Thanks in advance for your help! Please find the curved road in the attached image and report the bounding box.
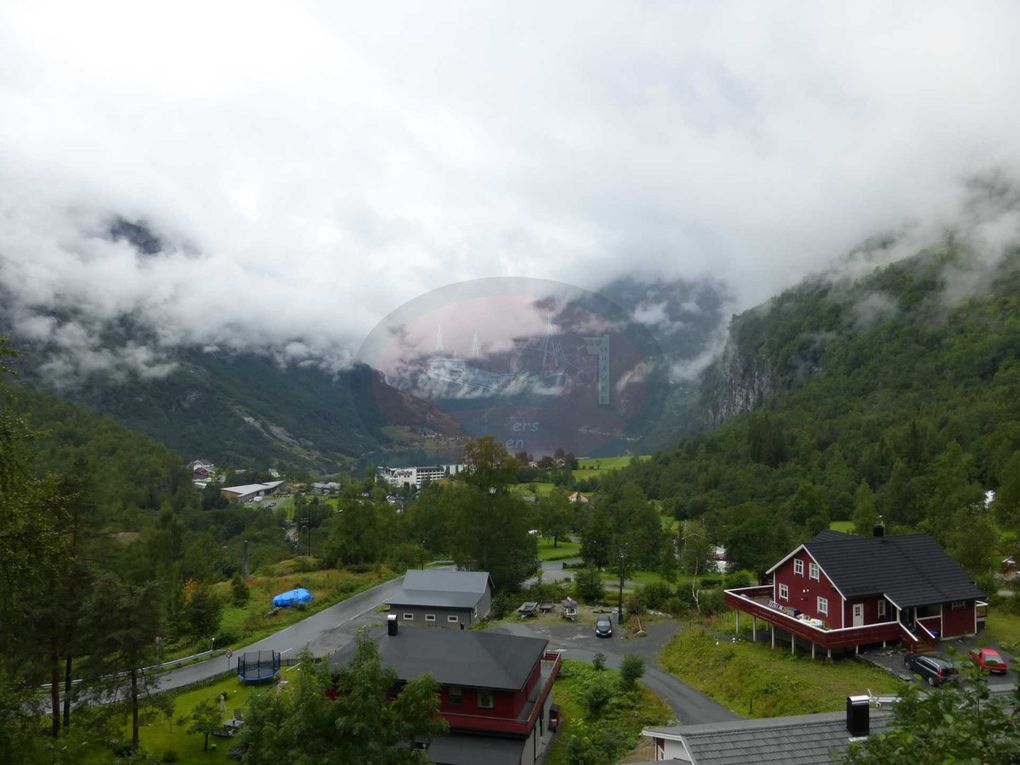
[150,573,738,725]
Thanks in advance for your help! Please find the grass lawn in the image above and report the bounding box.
[545,659,671,765]
[205,566,394,654]
[659,628,904,718]
[571,455,645,483]
[599,569,674,588]
[537,536,582,561]
[138,666,304,764]
[829,520,855,533]
[985,610,1020,650]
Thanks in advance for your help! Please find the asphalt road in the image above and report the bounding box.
[149,571,739,726]
[152,576,406,693]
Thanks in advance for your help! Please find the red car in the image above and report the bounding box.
[969,647,1008,674]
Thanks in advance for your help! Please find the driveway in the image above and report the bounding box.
[490,618,741,725]
[859,637,1015,691]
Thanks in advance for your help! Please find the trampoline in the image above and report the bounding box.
[237,650,281,683]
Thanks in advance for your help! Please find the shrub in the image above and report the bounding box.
[642,582,673,610]
[592,652,606,671]
[699,588,727,615]
[573,567,604,604]
[581,673,615,718]
[490,592,512,619]
[160,749,179,763]
[726,569,755,588]
[619,654,645,690]
[626,594,646,617]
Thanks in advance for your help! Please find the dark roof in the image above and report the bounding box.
[804,532,985,608]
[645,710,891,765]
[427,733,525,765]
[389,570,494,609]
[330,627,548,692]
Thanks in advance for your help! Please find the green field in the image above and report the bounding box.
[537,536,582,561]
[829,520,854,533]
[985,610,1020,650]
[572,455,645,483]
[659,628,903,718]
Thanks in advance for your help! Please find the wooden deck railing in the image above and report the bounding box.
[724,586,903,650]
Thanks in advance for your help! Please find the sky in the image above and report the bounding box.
[1,1,1019,378]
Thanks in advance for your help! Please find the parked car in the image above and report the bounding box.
[595,614,613,638]
[903,654,956,686]
[969,647,1009,674]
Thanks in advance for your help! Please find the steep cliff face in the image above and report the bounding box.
[700,331,776,427]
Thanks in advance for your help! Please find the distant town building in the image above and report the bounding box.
[378,464,465,490]
[220,480,285,503]
[310,481,342,495]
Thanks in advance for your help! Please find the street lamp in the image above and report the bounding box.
[617,551,626,624]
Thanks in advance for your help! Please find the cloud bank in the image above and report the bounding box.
[1,1,1019,381]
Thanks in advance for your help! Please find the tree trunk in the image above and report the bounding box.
[130,668,139,749]
[62,654,73,728]
[204,732,209,751]
[50,650,61,737]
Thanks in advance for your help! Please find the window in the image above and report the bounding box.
[402,613,414,620]
[794,559,804,576]
[951,601,965,609]
[809,562,819,581]
[877,600,886,618]
[447,615,459,623]
[425,614,436,622]
[448,686,462,705]
[817,596,828,616]
[779,583,789,600]
[477,690,494,709]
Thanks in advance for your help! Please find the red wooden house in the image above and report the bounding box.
[331,618,561,765]
[724,530,986,657]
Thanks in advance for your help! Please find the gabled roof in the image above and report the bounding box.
[802,531,985,608]
[330,628,547,691]
[389,570,494,609]
[644,710,891,765]
[427,733,525,765]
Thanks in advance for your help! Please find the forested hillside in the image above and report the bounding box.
[4,377,193,521]
[624,246,1020,578]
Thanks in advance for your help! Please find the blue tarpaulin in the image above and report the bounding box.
[272,587,314,608]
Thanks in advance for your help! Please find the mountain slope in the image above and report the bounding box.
[8,345,465,473]
[621,245,1020,573]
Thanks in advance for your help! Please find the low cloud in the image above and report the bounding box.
[1,2,1019,385]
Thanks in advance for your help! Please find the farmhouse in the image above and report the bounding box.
[330,619,561,765]
[389,569,494,628]
[724,529,986,657]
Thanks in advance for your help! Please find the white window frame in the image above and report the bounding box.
[794,558,804,576]
[809,562,819,581]
[425,614,436,622]
[877,600,886,618]
[779,583,789,600]
[447,615,459,623]
[951,601,965,609]
[817,596,828,616]
[402,613,414,620]
[477,690,494,709]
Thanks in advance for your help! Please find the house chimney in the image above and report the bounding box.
[387,614,398,636]
[872,523,885,538]
[846,695,870,737]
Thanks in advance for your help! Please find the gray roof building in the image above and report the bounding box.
[643,708,891,765]
[374,627,546,691]
[389,570,494,627]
